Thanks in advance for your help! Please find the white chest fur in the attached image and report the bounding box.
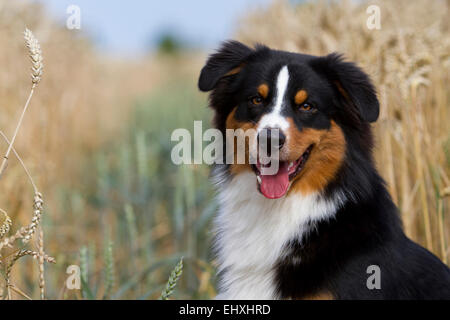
[213,171,345,299]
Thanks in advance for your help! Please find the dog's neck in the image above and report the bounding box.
[213,170,346,299]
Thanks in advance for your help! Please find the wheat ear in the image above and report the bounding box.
[159,257,184,300]
[4,248,55,293]
[0,131,44,246]
[0,208,12,240]
[0,28,43,179]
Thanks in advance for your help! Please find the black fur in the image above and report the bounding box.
[199,40,254,92]
[310,53,380,123]
[199,41,450,299]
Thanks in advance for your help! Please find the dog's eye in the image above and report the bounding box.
[250,96,263,105]
[298,103,315,112]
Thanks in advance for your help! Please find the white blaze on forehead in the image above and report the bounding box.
[258,65,290,132]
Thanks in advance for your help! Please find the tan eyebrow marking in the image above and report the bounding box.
[257,83,269,99]
[295,89,308,104]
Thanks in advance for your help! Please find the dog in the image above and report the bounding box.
[198,40,450,300]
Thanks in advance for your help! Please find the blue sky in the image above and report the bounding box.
[35,0,272,57]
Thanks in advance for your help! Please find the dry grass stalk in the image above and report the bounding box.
[9,284,32,300]
[0,28,54,300]
[0,132,42,249]
[3,248,55,300]
[37,228,45,299]
[0,28,42,178]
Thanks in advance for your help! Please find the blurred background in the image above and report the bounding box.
[0,0,448,299]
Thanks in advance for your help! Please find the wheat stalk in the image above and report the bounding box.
[0,28,43,179]
[4,249,55,291]
[0,133,44,247]
[0,28,54,300]
[0,131,38,192]
[8,284,32,300]
[36,228,45,299]
[103,240,115,299]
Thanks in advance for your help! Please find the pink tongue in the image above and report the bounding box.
[259,162,290,199]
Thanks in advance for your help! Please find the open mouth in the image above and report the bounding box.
[251,145,313,199]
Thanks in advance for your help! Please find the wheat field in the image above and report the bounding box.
[0,0,448,299]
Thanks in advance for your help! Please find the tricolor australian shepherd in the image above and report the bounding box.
[198,41,450,299]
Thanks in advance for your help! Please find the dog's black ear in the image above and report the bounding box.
[311,53,379,123]
[198,40,254,92]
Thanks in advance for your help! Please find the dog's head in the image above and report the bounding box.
[199,41,379,199]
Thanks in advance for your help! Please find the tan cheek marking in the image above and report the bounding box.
[225,107,256,176]
[257,83,269,99]
[288,120,346,196]
[283,117,323,161]
[294,89,308,105]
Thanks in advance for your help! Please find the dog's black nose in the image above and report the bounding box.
[258,128,286,155]
[277,130,286,149]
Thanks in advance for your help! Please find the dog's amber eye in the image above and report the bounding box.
[250,96,263,105]
[298,103,314,112]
